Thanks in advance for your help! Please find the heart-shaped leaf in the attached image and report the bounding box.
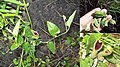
[65,10,76,28]
[47,41,56,54]
[47,21,60,37]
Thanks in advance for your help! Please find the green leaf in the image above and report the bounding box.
[17,35,23,45]
[65,10,76,28]
[4,0,25,6]
[3,14,17,16]
[13,58,19,65]
[25,63,31,67]
[24,26,33,38]
[26,56,31,62]
[97,62,107,67]
[110,19,116,25]
[93,33,103,40]
[0,9,15,13]
[12,20,20,36]
[105,55,117,64]
[47,41,56,54]
[2,29,7,36]
[0,16,4,29]
[0,9,21,13]
[73,64,79,67]
[66,37,72,44]
[80,57,93,67]
[11,43,19,50]
[82,34,90,44]
[100,18,107,27]
[95,11,107,18]
[9,17,15,24]
[22,42,29,54]
[93,18,99,28]
[47,21,60,37]
[16,5,20,15]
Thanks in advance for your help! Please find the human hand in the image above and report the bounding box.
[80,8,112,32]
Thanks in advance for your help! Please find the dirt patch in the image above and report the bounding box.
[28,0,80,41]
[0,0,80,66]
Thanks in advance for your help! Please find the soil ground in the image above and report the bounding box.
[0,0,80,67]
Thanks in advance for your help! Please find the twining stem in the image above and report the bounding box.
[22,0,32,24]
[19,49,24,67]
[42,28,70,44]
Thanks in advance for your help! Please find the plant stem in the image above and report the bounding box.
[23,0,32,24]
[42,28,70,44]
[19,49,24,67]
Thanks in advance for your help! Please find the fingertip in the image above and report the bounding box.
[106,15,112,21]
[101,9,107,13]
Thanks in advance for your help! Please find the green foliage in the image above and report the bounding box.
[80,33,120,66]
[4,0,25,6]
[10,43,19,50]
[66,37,77,46]
[47,41,56,54]
[80,57,93,67]
[17,35,23,45]
[47,21,60,37]
[65,10,76,28]
[13,58,19,65]
[98,0,120,14]
[12,20,20,37]
[22,42,29,54]
[24,26,33,38]
[97,62,107,67]
[0,0,76,66]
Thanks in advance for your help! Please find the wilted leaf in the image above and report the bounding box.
[47,21,60,37]
[47,41,56,54]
